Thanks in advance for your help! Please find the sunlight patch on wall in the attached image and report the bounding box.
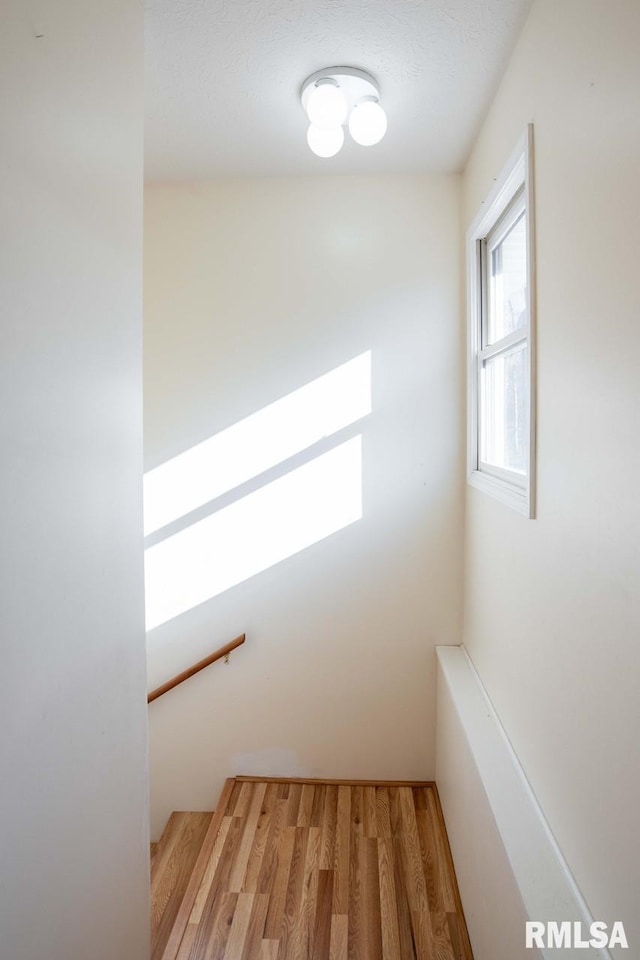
[144,351,371,535]
[145,437,362,631]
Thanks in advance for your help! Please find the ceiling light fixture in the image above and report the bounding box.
[301,67,387,159]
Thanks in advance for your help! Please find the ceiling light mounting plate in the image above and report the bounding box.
[301,67,380,115]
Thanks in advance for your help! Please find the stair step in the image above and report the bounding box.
[150,811,213,960]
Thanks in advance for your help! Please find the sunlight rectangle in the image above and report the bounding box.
[143,352,371,535]
[144,436,362,631]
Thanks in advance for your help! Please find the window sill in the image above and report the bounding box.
[468,468,533,518]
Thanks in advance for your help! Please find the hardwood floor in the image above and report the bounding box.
[151,811,214,960]
[157,778,472,960]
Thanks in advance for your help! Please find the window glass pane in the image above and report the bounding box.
[488,212,527,343]
[481,343,527,474]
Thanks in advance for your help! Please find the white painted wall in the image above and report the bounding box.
[452,0,640,955]
[144,175,463,838]
[0,4,148,959]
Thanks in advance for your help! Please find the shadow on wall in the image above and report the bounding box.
[144,351,371,631]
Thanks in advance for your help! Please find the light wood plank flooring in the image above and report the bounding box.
[159,777,472,960]
[151,811,214,960]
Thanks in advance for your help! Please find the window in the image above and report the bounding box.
[467,125,536,517]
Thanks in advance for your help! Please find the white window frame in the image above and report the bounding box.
[467,124,536,517]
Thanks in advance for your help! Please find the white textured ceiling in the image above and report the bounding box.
[145,0,532,179]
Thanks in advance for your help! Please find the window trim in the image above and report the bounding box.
[467,124,536,518]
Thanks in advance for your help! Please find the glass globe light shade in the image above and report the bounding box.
[307,123,344,158]
[348,99,388,146]
[306,82,348,129]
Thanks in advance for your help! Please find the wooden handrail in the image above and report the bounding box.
[147,634,245,704]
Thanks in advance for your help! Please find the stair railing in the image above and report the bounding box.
[147,633,245,704]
